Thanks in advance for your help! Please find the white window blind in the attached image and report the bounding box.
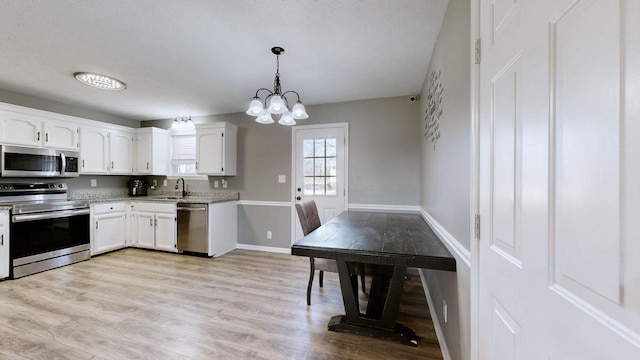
[171,134,197,174]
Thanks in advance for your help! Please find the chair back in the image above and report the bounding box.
[295,200,321,236]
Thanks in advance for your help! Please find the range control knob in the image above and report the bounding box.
[58,184,64,188]
[49,184,55,189]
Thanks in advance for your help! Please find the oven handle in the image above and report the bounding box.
[12,208,90,223]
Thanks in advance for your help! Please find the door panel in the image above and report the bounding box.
[293,124,347,241]
[478,0,640,358]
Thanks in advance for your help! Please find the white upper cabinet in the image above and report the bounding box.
[80,126,110,174]
[43,119,79,150]
[135,127,169,175]
[80,127,134,175]
[108,130,134,174]
[195,122,237,176]
[0,110,78,150]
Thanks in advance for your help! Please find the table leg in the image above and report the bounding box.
[328,263,418,346]
[335,260,360,321]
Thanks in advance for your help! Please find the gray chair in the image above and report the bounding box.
[295,200,365,305]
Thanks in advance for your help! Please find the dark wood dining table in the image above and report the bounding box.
[291,210,456,346]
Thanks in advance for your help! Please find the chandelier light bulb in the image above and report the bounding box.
[246,98,264,116]
[255,111,274,124]
[278,112,296,126]
[291,102,309,119]
[267,95,287,114]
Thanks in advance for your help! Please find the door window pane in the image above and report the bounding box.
[301,137,338,196]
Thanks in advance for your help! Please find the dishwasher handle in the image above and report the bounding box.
[177,206,207,211]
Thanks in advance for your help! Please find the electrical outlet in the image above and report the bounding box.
[267,231,272,239]
[90,179,97,187]
[214,180,219,188]
[222,179,227,188]
[443,300,448,323]
[163,179,167,187]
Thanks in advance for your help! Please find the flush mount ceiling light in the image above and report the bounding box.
[73,72,127,91]
[246,47,308,126]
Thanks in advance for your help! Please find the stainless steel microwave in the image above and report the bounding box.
[0,145,80,177]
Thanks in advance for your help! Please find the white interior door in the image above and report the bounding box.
[293,124,348,241]
[477,0,640,358]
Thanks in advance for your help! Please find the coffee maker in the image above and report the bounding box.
[128,178,147,196]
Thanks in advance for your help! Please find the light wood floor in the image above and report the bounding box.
[0,249,443,360]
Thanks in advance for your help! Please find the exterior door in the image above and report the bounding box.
[477,0,640,358]
[293,124,348,241]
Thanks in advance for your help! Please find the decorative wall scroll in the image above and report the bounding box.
[424,70,443,150]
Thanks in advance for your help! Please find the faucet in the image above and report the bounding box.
[175,178,186,197]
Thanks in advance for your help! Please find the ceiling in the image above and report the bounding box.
[0,0,448,121]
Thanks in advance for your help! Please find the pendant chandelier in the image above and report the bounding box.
[245,47,309,126]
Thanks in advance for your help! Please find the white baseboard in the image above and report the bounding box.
[235,244,290,254]
[348,203,421,213]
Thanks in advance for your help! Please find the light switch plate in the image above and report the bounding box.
[278,175,286,183]
[163,179,167,187]
[214,180,219,188]
[90,179,97,187]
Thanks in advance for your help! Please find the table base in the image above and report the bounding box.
[328,315,418,347]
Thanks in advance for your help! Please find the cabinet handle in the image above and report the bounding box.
[1,234,3,245]
[46,133,49,142]
[195,162,198,170]
[146,162,149,170]
[111,161,114,169]
[150,218,153,227]
[96,221,99,229]
[37,131,40,141]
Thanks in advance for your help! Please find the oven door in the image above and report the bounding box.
[10,208,90,264]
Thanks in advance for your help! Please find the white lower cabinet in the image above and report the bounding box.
[91,202,127,256]
[208,201,238,257]
[0,210,9,279]
[130,202,177,252]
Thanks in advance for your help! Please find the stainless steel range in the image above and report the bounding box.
[0,182,90,278]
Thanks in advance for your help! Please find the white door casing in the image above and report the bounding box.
[292,124,348,242]
[476,0,640,359]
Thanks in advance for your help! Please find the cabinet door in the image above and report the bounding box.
[155,213,177,252]
[0,110,42,147]
[44,120,79,150]
[80,127,109,174]
[196,130,224,174]
[136,133,152,174]
[92,212,126,255]
[109,131,134,174]
[134,212,155,249]
[0,210,9,279]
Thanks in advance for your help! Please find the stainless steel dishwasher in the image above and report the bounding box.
[176,203,208,255]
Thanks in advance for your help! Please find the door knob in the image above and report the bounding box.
[296,196,301,201]
[297,187,302,192]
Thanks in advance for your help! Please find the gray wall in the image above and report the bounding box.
[0,88,139,127]
[419,1,471,360]
[143,96,420,248]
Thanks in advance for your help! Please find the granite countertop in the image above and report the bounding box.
[68,189,239,204]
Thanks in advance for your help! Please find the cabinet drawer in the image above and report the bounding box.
[93,202,127,214]
[131,202,176,213]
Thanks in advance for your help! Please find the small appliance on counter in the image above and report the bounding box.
[128,178,147,196]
